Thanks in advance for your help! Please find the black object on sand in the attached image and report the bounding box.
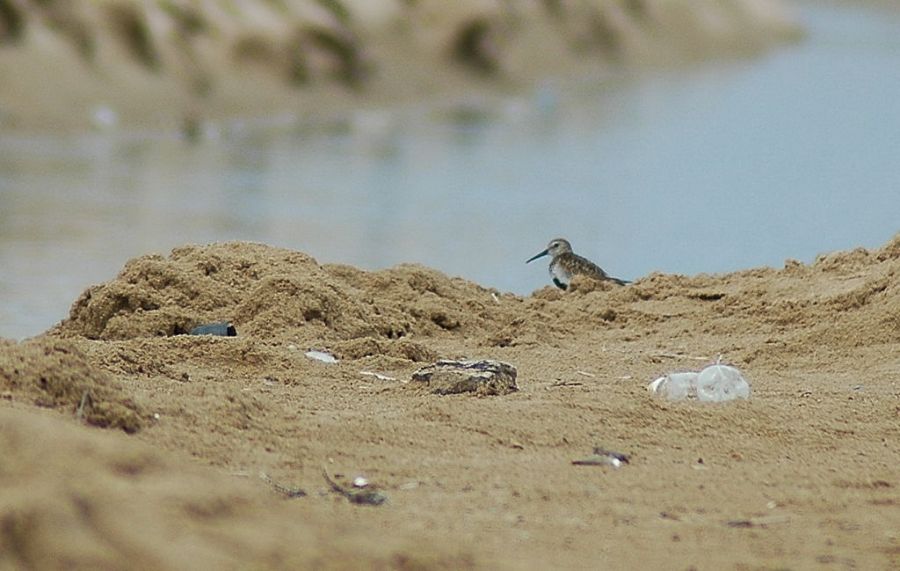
[189,322,237,336]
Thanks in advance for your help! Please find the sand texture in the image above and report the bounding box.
[0,0,799,131]
[1,236,898,569]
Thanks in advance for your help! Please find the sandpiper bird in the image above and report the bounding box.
[526,238,628,290]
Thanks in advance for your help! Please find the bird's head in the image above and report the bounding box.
[526,238,572,263]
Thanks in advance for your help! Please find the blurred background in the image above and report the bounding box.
[1,0,899,339]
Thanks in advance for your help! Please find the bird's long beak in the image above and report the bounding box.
[526,249,549,264]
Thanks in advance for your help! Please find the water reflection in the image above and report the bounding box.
[1,1,899,339]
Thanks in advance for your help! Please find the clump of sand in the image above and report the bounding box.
[0,337,144,432]
[54,241,521,347]
[0,408,476,570]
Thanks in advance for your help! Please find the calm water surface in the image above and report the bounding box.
[2,2,899,339]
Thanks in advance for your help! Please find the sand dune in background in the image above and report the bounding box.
[0,0,799,131]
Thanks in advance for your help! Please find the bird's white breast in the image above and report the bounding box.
[549,259,571,288]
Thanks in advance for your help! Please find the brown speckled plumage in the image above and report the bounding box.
[527,238,628,290]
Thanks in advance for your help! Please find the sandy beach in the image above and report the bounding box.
[1,236,898,569]
[2,1,897,569]
[0,0,799,132]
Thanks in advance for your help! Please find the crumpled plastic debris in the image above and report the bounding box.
[648,358,750,402]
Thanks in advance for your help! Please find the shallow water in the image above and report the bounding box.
[1,2,899,340]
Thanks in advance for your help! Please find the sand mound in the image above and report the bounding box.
[524,233,900,360]
[0,337,144,432]
[0,408,475,570]
[54,235,900,364]
[54,241,520,347]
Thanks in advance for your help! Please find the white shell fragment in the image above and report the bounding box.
[360,371,396,381]
[352,476,369,488]
[305,350,338,364]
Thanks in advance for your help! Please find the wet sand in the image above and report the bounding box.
[0,0,799,132]
[1,236,898,569]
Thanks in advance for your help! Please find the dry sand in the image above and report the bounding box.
[2,236,898,569]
